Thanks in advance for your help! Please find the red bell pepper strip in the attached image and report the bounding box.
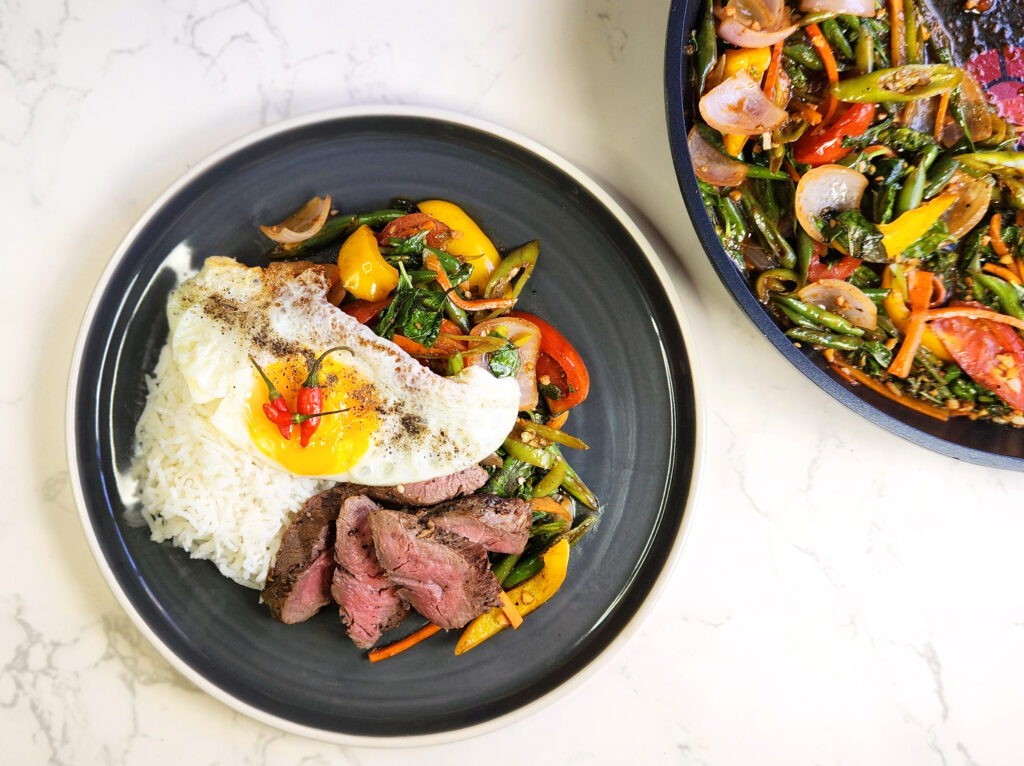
[793,103,877,167]
[507,311,589,414]
[806,252,862,283]
[342,298,392,324]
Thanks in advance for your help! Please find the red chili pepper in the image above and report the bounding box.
[250,355,294,439]
[793,104,877,167]
[297,346,353,447]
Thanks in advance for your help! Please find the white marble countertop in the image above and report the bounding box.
[6,0,1024,763]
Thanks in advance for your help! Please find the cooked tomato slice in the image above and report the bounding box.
[930,304,1024,410]
[376,213,452,249]
[807,253,862,283]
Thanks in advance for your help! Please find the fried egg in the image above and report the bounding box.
[166,257,519,485]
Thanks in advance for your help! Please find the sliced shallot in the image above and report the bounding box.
[798,278,878,330]
[795,164,869,242]
[717,0,797,48]
[688,126,748,187]
[798,0,875,16]
[699,71,790,136]
[259,195,332,244]
[940,169,993,240]
[718,17,798,48]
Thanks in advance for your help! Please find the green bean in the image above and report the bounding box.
[746,166,790,181]
[267,209,406,259]
[903,0,919,64]
[799,10,839,27]
[491,553,522,586]
[533,459,568,497]
[784,44,824,72]
[694,0,718,95]
[958,152,1024,177]
[503,557,544,589]
[772,295,866,336]
[822,18,854,61]
[741,195,796,270]
[502,437,554,470]
[831,65,964,103]
[778,303,823,330]
[923,156,960,200]
[786,327,864,351]
[796,229,815,286]
[896,145,941,215]
[972,272,1024,320]
[861,287,892,303]
[756,268,799,303]
[855,26,874,74]
[560,457,599,511]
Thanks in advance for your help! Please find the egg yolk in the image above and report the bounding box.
[246,355,380,476]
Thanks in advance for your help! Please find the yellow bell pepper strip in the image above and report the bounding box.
[721,47,772,156]
[336,224,399,301]
[417,200,502,293]
[881,266,952,362]
[878,194,956,259]
[454,538,570,655]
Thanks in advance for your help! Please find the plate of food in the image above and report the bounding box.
[67,106,701,744]
[666,0,1024,468]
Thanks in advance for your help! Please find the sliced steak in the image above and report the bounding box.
[262,486,355,624]
[422,494,531,554]
[333,495,408,648]
[352,464,489,507]
[369,509,503,630]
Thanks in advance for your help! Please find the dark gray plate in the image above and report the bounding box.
[67,108,700,743]
[665,0,1024,470]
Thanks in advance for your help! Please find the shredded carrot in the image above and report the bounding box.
[498,591,524,630]
[982,262,1021,285]
[783,161,802,183]
[888,270,934,378]
[933,90,951,141]
[531,496,573,523]
[805,24,839,123]
[926,306,1024,333]
[1016,210,1024,229]
[763,41,785,102]
[889,0,906,67]
[1016,256,1024,283]
[368,623,442,663]
[827,351,949,421]
[990,214,1011,258]
[423,254,516,311]
[546,411,569,430]
[793,101,823,127]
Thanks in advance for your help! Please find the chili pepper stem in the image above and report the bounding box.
[302,345,353,387]
[290,408,350,424]
[249,355,285,401]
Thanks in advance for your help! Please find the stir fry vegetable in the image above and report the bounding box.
[259,195,602,657]
[690,0,1024,425]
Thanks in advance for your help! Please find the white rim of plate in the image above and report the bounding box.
[65,104,706,748]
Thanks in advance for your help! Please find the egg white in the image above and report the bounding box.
[166,257,520,485]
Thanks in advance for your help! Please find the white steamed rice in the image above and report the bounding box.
[132,344,331,589]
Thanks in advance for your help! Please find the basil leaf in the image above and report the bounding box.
[488,339,521,378]
[819,210,889,263]
[538,382,563,400]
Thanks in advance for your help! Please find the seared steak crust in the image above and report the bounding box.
[422,494,531,554]
[262,486,357,624]
[347,464,489,507]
